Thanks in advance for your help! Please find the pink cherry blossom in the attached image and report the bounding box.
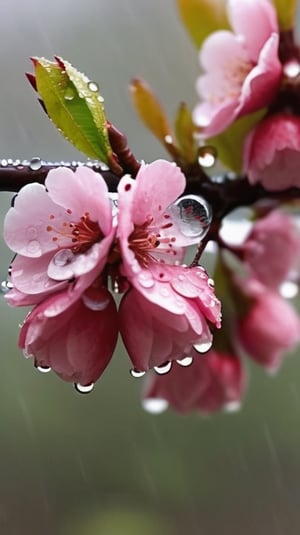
[244,113,300,190]
[19,285,118,385]
[242,210,300,289]
[143,349,245,414]
[193,0,282,136]
[117,160,221,371]
[236,279,300,371]
[4,166,115,308]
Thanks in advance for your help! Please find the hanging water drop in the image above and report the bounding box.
[171,194,212,243]
[154,361,172,375]
[130,368,146,378]
[1,280,13,293]
[198,145,217,168]
[88,81,99,92]
[193,339,213,353]
[29,157,42,171]
[36,365,51,373]
[74,382,94,394]
[82,293,109,311]
[176,356,193,367]
[142,397,169,414]
[64,86,75,101]
[1,159,7,167]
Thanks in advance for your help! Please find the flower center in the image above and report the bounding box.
[128,215,177,267]
[47,211,103,254]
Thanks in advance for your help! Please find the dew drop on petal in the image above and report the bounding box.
[29,157,42,171]
[53,249,75,267]
[130,368,146,378]
[137,271,154,288]
[36,365,51,373]
[26,240,42,255]
[142,397,169,414]
[74,382,94,394]
[82,293,109,311]
[193,340,212,353]
[279,280,299,299]
[154,361,172,375]
[171,194,212,243]
[198,145,217,168]
[176,356,193,367]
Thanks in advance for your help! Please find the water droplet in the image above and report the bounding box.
[53,249,75,267]
[198,145,217,167]
[1,159,8,167]
[88,81,99,92]
[142,397,169,414]
[97,95,105,103]
[29,157,42,171]
[64,86,75,101]
[159,287,170,297]
[171,194,212,244]
[36,365,51,373]
[137,271,154,288]
[154,361,172,375]
[130,368,146,378]
[1,280,13,293]
[74,382,94,394]
[223,401,241,413]
[176,356,193,367]
[26,226,38,240]
[208,278,215,287]
[279,280,299,299]
[26,240,41,255]
[82,293,109,311]
[193,340,212,353]
[283,59,300,78]
[7,159,13,165]
[164,134,173,145]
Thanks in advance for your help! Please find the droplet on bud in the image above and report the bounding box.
[198,145,217,168]
[193,340,212,354]
[176,356,193,367]
[153,361,172,375]
[171,194,212,244]
[74,382,94,394]
[29,157,42,171]
[130,368,146,378]
[142,397,169,414]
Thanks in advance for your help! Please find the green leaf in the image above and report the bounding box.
[273,0,296,30]
[174,102,198,164]
[208,110,266,173]
[176,0,229,49]
[33,56,112,163]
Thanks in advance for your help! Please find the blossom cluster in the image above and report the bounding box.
[3,160,221,394]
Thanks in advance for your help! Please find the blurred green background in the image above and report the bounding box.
[0,1,300,533]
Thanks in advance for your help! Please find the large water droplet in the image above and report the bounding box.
[64,86,75,101]
[53,249,75,267]
[74,382,94,394]
[130,368,146,378]
[223,400,241,413]
[142,397,169,414]
[279,280,299,299]
[193,340,212,353]
[29,157,42,171]
[154,361,172,375]
[198,145,217,168]
[1,159,8,167]
[283,60,300,78]
[171,194,212,244]
[176,356,193,367]
[88,81,99,92]
[36,365,51,373]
